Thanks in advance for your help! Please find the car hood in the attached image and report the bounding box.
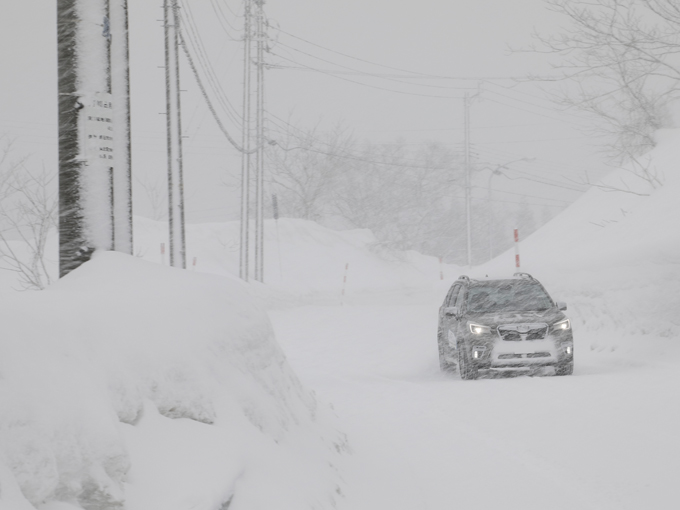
[467,308,566,326]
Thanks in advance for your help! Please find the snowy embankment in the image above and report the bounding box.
[134,216,452,303]
[0,253,347,510]
[471,128,680,365]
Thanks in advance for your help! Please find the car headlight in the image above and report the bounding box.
[553,318,571,331]
[469,322,491,335]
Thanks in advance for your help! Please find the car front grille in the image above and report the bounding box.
[498,352,551,359]
[498,323,548,341]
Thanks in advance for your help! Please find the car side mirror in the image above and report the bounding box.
[556,301,567,311]
[444,306,459,317]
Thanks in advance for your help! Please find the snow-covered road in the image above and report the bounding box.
[269,290,680,510]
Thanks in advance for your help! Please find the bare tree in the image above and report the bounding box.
[267,123,354,222]
[135,174,167,221]
[332,140,466,259]
[533,0,680,171]
[0,137,57,290]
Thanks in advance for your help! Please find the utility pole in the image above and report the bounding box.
[163,0,186,269]
[58,0,119,276]
[254,0,265,282]
[110,0,133,255]
[463,92,472,268]
[239,0,253,281]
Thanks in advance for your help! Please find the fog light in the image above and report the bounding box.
[472,347,486,359]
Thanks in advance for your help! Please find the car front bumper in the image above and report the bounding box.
[468,334,573,369]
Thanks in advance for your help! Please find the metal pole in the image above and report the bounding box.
[487,171,494,262]
[239,0,252,281]
[164,0,186,268]
[253,1,262,281]
[464,92,472,268]
[255,0,265,282]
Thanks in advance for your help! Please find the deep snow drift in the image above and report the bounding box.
[0,252,347,510]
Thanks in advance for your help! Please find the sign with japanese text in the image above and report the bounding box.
[82,92,114,165]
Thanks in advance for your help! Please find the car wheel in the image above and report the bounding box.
[458,342,479,380]
[438,327,454,372]
[555,360,574,376]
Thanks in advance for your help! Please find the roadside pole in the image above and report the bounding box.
[341,263,349,306]
[272,194,283,282]
[163,0,186,269]
[58,0,118,276]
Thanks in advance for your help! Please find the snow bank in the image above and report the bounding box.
[0,252,347,510]
[135,216,453,302]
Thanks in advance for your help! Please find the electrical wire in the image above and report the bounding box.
[484,88,587,120]
[471,186,572,204]
[178,1,243,125]
[274,27,551,81]
[483,97,586,127]
[179,32,257,154]
[269,51,463,99]
[209,0,242,35]
[274,40,475,91]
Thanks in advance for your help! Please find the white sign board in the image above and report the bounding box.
[82,92,114,164]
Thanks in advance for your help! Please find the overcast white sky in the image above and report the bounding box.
[0,0,608,223]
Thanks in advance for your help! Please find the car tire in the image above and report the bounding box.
[458,342,479,380]
[438,327,454,372]
[555,360,574,376]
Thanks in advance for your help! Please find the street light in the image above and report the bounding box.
[484,157,534,261]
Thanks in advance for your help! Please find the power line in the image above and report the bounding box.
[266,113,463,169]
[473,135,591,144]
[471,185,573,204]
[484,88,587,120]
[476,145,601,176]
[179,32,255,153]
[209,0,242,36]
[274,27,547,81]
[471,195,568,209]
[269,51,464,99]
[484,97,587,127]
[274,40,475,91]
[178,2,243,126]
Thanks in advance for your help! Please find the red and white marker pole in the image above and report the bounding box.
[514,228,520,269]
[192,257,197,271]
[341,263,349,305]
[161,242,166,265]
[439,257,444,280]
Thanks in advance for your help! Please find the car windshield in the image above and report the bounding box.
[467,282,554,312]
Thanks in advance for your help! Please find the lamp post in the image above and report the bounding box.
[485,157,534,261]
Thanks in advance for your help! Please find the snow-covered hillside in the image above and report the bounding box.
[473,128,680,363]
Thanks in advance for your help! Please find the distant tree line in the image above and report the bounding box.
[265,124,542,265]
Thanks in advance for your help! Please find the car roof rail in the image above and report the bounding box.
[513,272,535,280]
